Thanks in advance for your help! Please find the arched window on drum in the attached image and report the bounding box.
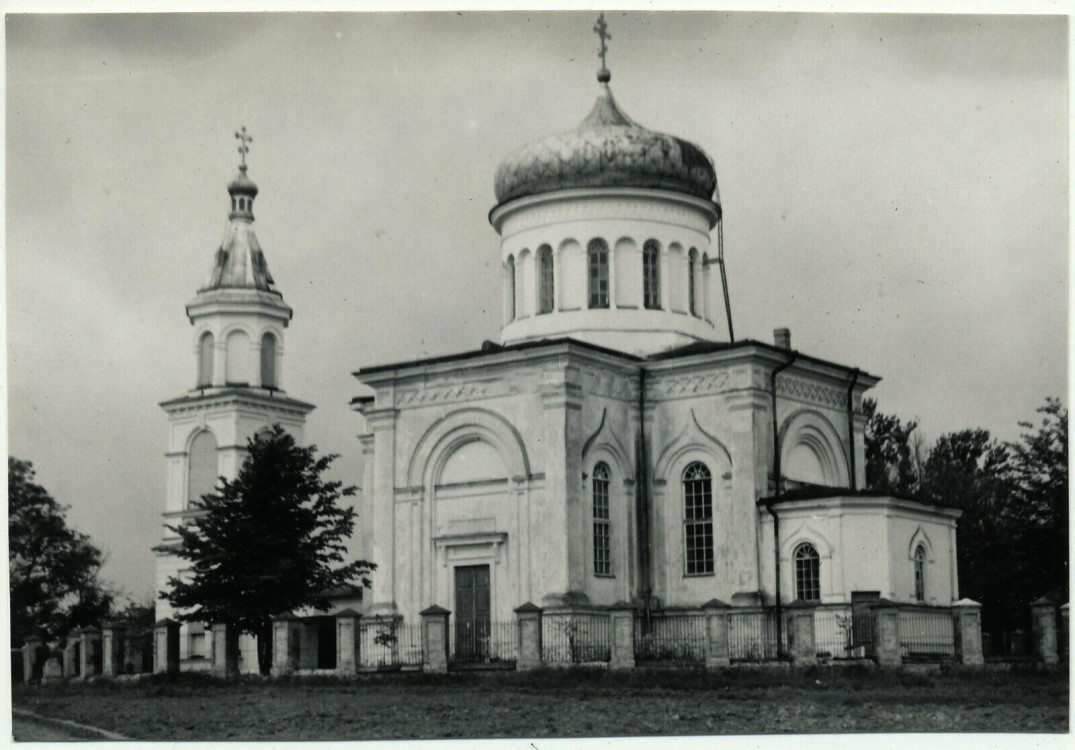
[794,543,821,601]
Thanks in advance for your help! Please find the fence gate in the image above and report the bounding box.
[851,591,879,656]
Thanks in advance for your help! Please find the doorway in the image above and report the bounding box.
[454,564,491,662]
[851,590,880,657]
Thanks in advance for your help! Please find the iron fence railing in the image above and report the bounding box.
[634,612,707,663]
[898,606,955,658]
[449,621,517,665]
[728,609,785,661]
[813,607,854,659]
[542,612,612,664]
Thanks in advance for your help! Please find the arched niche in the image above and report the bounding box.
[260,332,278,388]
[225,329,251,385]
[197,331,214,387]
[558,238,584,310]
[437,437,507,486]
[187,429,218,508]
[408,407,531,490]
[779,409,849,488]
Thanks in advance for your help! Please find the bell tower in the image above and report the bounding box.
[154,129,315,642]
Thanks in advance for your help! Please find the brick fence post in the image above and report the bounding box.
[420,605,450,674]
[23,634,46,684]
[702,599,731,668]
[102,622,126,676]
[786,600,817,667]
[211,622,240,677]
[1031,596,1059,665]
[153,618,180,674]
[1060,604,1069,662]
[63,633,80,678]
[514,602,543,671]
[80,625,102,678]
[952,598,984,666]
[873,600,902,668]
[609,602,636,670]
[271,612,301,675]
[335,609,362,675]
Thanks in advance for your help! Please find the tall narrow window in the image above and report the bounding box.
[587,239,609,309]
[260,333,277,389]
[913,545,926,602]
[794,543,821,601]
[688,248,698,316]
[197,332,214,388]
[538,245,554,314]
[592,462,611,576]
[187,430,218,508]
[643,240,661,309]
[683,462,713,575]
[225,330,250,385]
[506,256,516,320]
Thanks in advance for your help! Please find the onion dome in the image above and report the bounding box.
[493,82,718,207]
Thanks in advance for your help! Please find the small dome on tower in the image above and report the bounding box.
[493,83,719,207]
[228,165,259,198]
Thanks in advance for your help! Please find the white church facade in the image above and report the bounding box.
[155,21,963,669]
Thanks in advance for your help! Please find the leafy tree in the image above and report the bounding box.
[161,425,374,675]
[8,457,114,643]
[862,398,921,496]
[1007,398,1068,607]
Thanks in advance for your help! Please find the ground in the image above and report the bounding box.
[11,667,1068,740]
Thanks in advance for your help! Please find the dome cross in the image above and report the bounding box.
[234,126,253,168]
[593,13,612,82]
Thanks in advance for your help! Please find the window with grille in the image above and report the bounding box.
[588,239,609,308]
[506,256,516,320]
[913,544,926,602]
[593,462,611,576]
[794,543,821,601]
[643,240,661,309]
[683,462,713,575]
[687,249,698,316]
[538,245,554,314]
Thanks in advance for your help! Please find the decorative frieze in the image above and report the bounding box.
[396,383,489,407]
[651,370,730,398]
[776,377,848,409]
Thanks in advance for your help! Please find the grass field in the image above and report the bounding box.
[11,666,1069,740]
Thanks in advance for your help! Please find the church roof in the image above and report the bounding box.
[200,221,278,293]
[758,485,964,513]
[353,336,875,380]
[493,82,719,207]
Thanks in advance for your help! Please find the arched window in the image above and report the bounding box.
[683,462,713,575]
[643,240,661,309]
[506,256,516,320]
[225,330,250,385]
[592,462,611,576]
[537,245,554,314]
[794,543,821,601]
[260,333,277,389]
[688,248,698,316]
[913,544,926,602]
[187,430,218,508]
[587,238,609,309]
[197,332,214,388]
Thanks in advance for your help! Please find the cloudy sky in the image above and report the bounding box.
[7,11,1067,600]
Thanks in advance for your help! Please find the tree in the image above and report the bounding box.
[862,398,921,496]
[1007,398,1068,607]
[161,425,374,675]
[8,457,114,643]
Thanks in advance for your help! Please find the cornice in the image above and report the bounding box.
[160,388,315,417]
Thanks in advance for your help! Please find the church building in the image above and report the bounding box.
[349,19,961,636]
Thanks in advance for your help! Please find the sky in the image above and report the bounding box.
[6,11,1067,601]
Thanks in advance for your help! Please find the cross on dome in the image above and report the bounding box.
[235,126,253,169]
[593,13,612,83]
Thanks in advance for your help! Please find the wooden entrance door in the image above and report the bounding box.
[454,564,491,662]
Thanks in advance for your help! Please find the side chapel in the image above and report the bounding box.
[349,19,961,633]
